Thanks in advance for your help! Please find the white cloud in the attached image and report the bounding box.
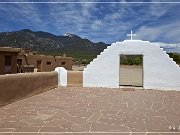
[104,12,122,21]
[136,22,180,42]
[149,5,169,18]
[91,20,102,30]
[80,3,95,17]
[153,42,180,53]
[148,0,175,18]
[154,42,178,47]
[0,4,47,30]
[47,3,98,33]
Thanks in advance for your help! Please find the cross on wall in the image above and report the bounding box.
[127,30,136,40]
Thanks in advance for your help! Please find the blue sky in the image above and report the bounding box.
[0,0,180,44]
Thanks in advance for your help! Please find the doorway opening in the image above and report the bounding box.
[17,59,22,65]
[37,60,42,72]
[4,55,12,74]
[119,54,143,87]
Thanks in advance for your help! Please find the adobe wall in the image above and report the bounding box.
[17,54,73,72]
[0,52,18,75]
[67,71,83,87]
[0,71,58,107]
[18,54,55,71]
[55,57,73,70]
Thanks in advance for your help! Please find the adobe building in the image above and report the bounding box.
[17,49,73,72]
[0,47,21,74]
[0,47,73,75]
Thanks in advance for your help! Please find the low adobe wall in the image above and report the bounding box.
[0,71,58,107]
[67,71,83,87]
[55,67,83,87]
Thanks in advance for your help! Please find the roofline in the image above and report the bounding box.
[0,47,21,53]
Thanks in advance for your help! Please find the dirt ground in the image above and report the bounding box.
[72,65,86,71]
[0,87,180,134]
[120,65,143,87]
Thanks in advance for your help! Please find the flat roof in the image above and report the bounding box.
[0,47,21,53]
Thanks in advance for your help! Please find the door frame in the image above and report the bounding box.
[119,54,144,88]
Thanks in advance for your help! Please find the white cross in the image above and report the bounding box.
[127,30,136,40]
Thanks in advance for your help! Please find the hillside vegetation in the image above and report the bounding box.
[168,53,180,65]
[0,29,108,63]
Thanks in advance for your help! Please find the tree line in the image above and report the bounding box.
[120,55,143,65]
[120,53,180,66]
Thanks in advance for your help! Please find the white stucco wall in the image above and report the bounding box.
[83,40,180,90]
[55,67,67,86]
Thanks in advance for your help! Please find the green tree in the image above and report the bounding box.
[81,59,88,65]
[135,57,141,65]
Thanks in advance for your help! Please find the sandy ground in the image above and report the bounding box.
[120,65,143,87]
[0,87,180,134]
[72,65,86,71]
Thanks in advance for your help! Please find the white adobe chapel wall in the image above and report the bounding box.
[83,40,180,90]
[55,67,67,86]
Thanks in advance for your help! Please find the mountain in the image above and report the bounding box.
[0,29,109,61]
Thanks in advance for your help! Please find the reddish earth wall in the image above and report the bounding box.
[17,54,73,71]
[67,71,83,87]
[0,72,58,107]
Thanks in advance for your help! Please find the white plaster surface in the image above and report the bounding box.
[55,67,61,86]
[55,67,67,86]
[83,40,180,90]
